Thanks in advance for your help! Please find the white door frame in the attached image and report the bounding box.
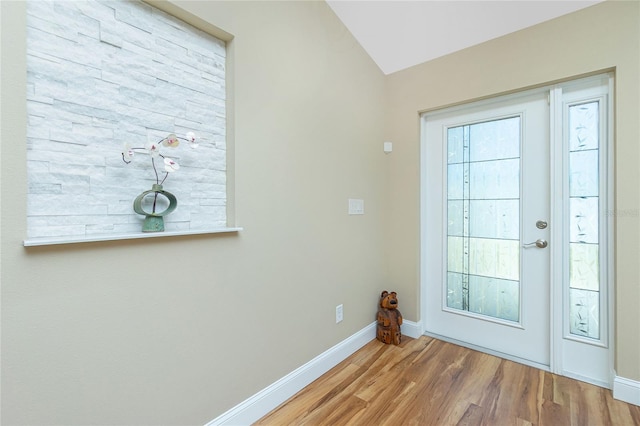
[419,73,614,388]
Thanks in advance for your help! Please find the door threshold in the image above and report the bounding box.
[422,330,551,372]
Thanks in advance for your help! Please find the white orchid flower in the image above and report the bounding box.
[162,133,180,148]
[122,142,134,161]
[145,141,161,158]
[163,157,180,172]
[186,131,199,149]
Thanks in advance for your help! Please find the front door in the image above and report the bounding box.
[421,75,613,386]
[422,89,551,367]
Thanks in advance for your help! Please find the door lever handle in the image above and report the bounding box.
[523,239,548,249]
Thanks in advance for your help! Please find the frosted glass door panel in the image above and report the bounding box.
[569,150,599,197]
[447,236,464,273]
[448,201,464,236]
[468,238,520,281]
[568,101,601,340]
[469,200,519,239]
[447,272,464,310]
[448,127,464,163]
[569,288,600,338]
[570,197,599,244]
[446,117,521,322]
[569,102,599,151]
[469,117,520,162]
[468,276,519,322]
[569,243,599,291]
[447,164,465,200]
[470,159,520,200]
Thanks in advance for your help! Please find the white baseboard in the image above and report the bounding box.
[613,375,640,406]
[206,322,377,426]
[206,319,423,425]
[401,319,422,339]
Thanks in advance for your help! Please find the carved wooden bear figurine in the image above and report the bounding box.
[376,290,403,345]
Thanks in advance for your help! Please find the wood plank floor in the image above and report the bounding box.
[256,336,640,425]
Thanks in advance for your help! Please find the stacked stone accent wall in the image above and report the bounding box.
[26,0,227,239]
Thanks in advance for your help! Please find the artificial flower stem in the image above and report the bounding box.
[151,157,160,184]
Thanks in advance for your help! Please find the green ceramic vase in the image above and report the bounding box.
[133,184,178,232]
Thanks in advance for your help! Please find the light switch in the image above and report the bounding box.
[348,199,364,215]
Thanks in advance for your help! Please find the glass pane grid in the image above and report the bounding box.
[446,118,521,323]
[568,101,600,340]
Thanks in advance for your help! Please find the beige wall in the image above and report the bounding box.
[1,1,387,424]
[385,0,640,381]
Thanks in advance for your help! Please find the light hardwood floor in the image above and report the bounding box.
[256,336,640,425]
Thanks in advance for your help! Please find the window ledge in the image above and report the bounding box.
[23,227,243,247]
